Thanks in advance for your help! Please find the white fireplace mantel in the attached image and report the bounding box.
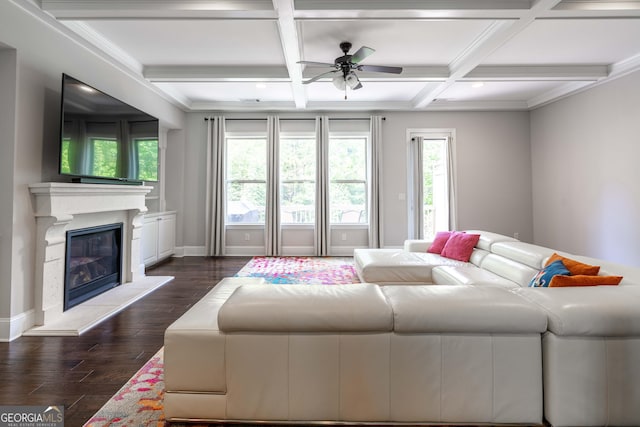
[29,182,151,217]
[27,182,171,335]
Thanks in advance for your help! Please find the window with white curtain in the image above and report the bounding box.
[329,135,369,224]
[225,136,267,224]
[280,136,316,224]
[408,130,455,240]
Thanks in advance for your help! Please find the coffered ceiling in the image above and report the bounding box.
[34,0,640,111]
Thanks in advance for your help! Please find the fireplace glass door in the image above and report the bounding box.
[64,223,123,310]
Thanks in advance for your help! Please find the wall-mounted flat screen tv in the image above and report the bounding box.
[59,74,159,184]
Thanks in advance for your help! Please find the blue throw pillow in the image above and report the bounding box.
[529,260,570,287]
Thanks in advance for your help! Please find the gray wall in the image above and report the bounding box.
[173,110,533,252]
[382,111,533,246]
[0,1,185,337]
[531,70,640,266]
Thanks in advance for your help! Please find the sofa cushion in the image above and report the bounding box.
[354,248,468,284]
[491,241,556,270]
[383,285,547,333]
[545,253,600,276]
[432,265,519,289]
[427,231,453,254]
[549,274,623,287]
[441,232,480,262]
[218,284,393,332]
[528,260,570,288]
[480,253,539,287]
[465,230,518,251]
[514,287,640,336]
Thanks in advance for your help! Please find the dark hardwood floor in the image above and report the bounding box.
[0,256,250,426]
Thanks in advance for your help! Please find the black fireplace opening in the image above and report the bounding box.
[64,223,123,311]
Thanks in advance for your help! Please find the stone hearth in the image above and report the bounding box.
[25,182,172,336]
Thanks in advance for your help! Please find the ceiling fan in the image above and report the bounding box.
[298,41,403,99]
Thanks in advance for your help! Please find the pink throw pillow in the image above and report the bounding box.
[427,231,453,254]
[441,232,480,262]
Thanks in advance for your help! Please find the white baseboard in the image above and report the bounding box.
[224,246,265,256]
[0,309,35,342]
[281,246,315,256]
[180,246,206,256]
[330,246,368,256]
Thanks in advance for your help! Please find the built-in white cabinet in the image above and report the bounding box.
[142,211,176,267]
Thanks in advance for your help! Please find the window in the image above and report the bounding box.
[280,137,315,224]
[329,136,368,224]
[226,137,267,224]
[408,131,454,240]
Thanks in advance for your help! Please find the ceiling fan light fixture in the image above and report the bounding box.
[345,72,360,89]
[332,74,346,90]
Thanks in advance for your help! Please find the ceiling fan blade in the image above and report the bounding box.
[358,64,403,74]
[303,70,338,84]
[298,61,337,67]
[350,46,375,64]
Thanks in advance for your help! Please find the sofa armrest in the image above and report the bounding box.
[404,239,432,252]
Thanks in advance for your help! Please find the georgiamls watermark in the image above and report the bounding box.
[0,406,64,427]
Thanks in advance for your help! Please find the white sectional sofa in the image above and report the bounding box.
[165,277,547,425]
[164,230,640,426]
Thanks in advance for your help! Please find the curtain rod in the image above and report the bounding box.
[204,117,385,121]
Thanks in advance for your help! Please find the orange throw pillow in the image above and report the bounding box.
[545,253,600,276]
[549,275,622,287]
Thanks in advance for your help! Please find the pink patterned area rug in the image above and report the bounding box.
[234,256,360,284]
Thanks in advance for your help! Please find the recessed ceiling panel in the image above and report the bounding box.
[439,81,571,102]
[305,81,435,102]
[154,82,294,102]
[299,20,495,66]
[83,20,285,65]
[484,19,640,65]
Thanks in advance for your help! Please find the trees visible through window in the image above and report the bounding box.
[224,132,370,228]
[329,137,368,224]
[226,137,267,224]
[280,137,315,224]
[422,139,448,238]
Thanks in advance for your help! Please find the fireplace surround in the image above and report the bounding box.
[27,182,172,335]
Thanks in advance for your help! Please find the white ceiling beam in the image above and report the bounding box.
[527,80,594,108]
[551,0,640,11]
[412,0,565,108]
[144,65,290,82]
[294,0,531,19]
[272,0,307,108]
[302,66,450,81]
[465,65,609,80]
[190,100,297,110]
[41,0,277,19]
[426,99,530,111]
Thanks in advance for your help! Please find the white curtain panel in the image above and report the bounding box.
[368,115,383,248]
[315,116,330,256]
[408,136,424,239]
[265,115,281,256]
[204,116,226,256]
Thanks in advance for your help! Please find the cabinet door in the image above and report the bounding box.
[157,214,176,260]
[142,218,159,266]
